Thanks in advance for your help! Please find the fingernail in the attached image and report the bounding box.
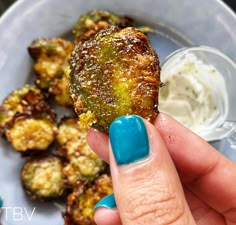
[109,115,149,166]
[0,196,3,207]
[94,194,116,210]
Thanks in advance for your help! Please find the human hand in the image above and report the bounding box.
[87,114,236,225]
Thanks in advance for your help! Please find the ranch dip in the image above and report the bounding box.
[159,53,228,136]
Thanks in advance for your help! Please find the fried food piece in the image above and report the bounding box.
[6,115,57,152]
[64,174,113,225]
[73,10,134,43]
[56,117,81,146]
[49,66,72,107]
[0,85,56,136]
[62,139,106,187]
[28,38,73,90]
[21,155,65,200]
[56,117,106,187]
[70,26,161,133]
[0,85,57,151]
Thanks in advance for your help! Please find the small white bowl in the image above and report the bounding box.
[159,46,236,142]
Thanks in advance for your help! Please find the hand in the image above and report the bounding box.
[87,114,236,225]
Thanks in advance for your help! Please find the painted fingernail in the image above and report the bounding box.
[0,196,3,207]
[94,194,116,210]
[109,115,149,166]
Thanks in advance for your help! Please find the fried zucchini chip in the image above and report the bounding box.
[0,85,56,136]
[56,117,81,146]
[21,155,65,200]
[49,66,72,107]
[28,38,73,91]
[64,174,113,225]
[62,139,106,188]
[6,115,57,152]
[56,117,106,188]
[73,10,134,43]
[70,26,161,133]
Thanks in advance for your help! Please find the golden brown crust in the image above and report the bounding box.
[21,155,65,200]
[49,67,73,107]
[6,115,57,152]
[73,10,134,43]
[28,38,73,106]
[70,26,161,133]
[64,174,113,225]
[0,85,56,137]
[56,117,81,146]
[61,139,107,188]
[56,117,107,188]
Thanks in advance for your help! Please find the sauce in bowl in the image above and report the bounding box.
[159,51,228,138]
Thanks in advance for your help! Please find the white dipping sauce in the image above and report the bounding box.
[159,53,228,135]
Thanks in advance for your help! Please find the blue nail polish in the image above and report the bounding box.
[109,115,149,166]
[94,194,116,210]
[0,196,3,208]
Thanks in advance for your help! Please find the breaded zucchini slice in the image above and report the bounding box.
[73,10,134,43]
[56,117,106,187]
[62,139,107,187]
[21,155,65,200]
[28,38,73,90]
[56,117,81,146]
[70,26,161,133]
[49,66,73,107]
[0,84,55,136]
[6,115,57,152]
[64,174,113,225]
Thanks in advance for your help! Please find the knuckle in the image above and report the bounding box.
[123,187,185,224]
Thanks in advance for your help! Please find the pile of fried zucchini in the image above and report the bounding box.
[0,10,158,225]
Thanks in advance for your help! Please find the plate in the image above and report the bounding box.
[0,0,236,224]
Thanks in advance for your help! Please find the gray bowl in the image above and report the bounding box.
[0,0,236,224]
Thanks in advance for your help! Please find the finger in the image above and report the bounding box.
[87,113,236,223]
[108,115,195,225]
[93,177,226,225]
[94,194,121,225]
[87,128,109,163]
[184,186,226,225]
[94,208,121,225]
[154,113,236,224]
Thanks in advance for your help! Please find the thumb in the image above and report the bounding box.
[108,115,195,225]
